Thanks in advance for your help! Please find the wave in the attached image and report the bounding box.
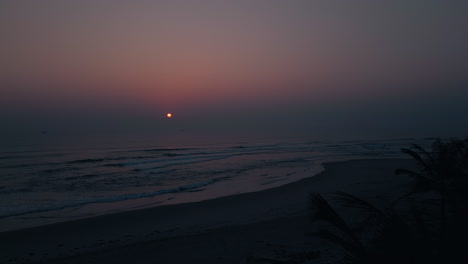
[0,138,434,223]
[142,148,196,152]
[231,144,278,149]
[65,155,155,164]
[120,152,232,167]
[0,153,67,160]
[132,155,237,172]
[42,167,81,173]
[117,148,280,169]
[0,155,158,170]
[0,179,220,219]
[63,174,99,181]
[65,158,106,164]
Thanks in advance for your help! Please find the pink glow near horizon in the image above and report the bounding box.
[1,1,468,139]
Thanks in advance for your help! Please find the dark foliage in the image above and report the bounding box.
[310,137,468,264]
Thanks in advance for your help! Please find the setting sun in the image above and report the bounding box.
[166,113,172,118]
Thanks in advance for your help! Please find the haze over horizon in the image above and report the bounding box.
[1,0,468,144]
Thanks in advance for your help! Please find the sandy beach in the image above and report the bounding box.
[3,1,466,262]
[0,159,417,264]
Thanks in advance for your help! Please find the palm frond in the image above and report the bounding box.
[411,144,435,166]
[309,193,363,248]
[391,190,420,206]
[394,168,422,177]
[344,251,367,264]
[333,192,385,218]
[450,137,464,150]
[401,148,430,171]
[395,168,434,190]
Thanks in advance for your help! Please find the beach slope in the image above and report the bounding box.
[0,159,416,264]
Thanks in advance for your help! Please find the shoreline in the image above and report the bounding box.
[0,154,328,233]
[0,158,417,264]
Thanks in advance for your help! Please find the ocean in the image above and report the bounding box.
[0,137,432,231]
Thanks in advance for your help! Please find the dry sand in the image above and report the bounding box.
[0,159,417,264]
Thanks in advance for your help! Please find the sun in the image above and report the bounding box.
[166,113,172,118]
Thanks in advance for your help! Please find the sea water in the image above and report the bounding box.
[0,136,432,231]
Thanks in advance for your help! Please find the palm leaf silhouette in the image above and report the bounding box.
[309,193,365,258]
[333,192,385,223]
[397,137,468,251]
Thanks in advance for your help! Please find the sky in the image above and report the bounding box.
[1,0,468,144]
